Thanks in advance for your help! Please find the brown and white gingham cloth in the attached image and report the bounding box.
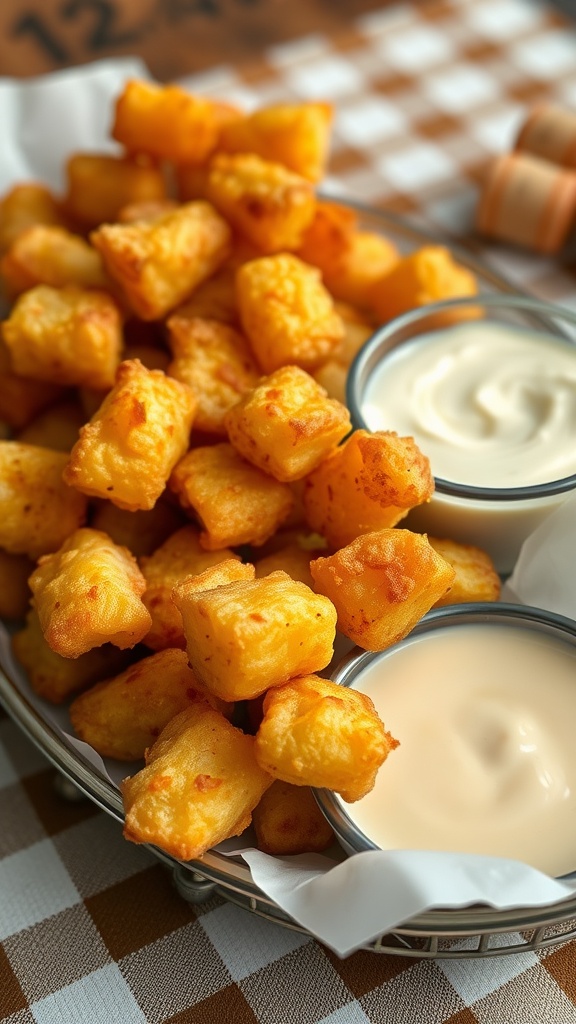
[3,0,576,1020]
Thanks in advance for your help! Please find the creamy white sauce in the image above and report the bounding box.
[362,322,576,488]
[344,623,576,877]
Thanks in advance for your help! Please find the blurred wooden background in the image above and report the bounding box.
[0,0,388,80]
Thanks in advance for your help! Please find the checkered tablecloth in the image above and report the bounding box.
[3,0,576,1021]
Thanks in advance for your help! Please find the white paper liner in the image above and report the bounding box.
[2,58,576,958]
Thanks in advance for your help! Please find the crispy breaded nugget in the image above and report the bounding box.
[368,245,478,324]
[12,609,133,703]
[254,674,398,802]
[428,536,501,607]
[112,80,221,165]
[224,364,351,482]
[64,360,196,511]
[169,442,294,550]
[0,441,87,559]
[91,201,231,321]
[297,202,399,308]
[217,102,333,182]
[173,567,336,701]
[204,153,316,253]
[236,253,345,373]
[121,703,273,861]
[0,182,64,255]
[310,528,455,651]
[1,225,108,298]
[303,429,434,550]
[64,153,166,229]
[29,527,152,658]
[252,780,335,855]
[166,314,260,435]
[140,526,241,651]
[3,284,123,390]
[69,647,231,760]
[0,338,65,430]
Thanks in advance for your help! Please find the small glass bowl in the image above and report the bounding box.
[314,602,576,875]
[346,294,576,575]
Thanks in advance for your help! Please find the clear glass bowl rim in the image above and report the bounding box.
[346,293,576,501]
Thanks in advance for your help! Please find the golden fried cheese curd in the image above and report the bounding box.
[252,780,335,856]
[121,702,273,861]
[0,182,64,255]
[90,201,231,321]
[172,567,337,701]
[429,536,501,607]
[29,527,152,658]
[69,647,231,761]
[302,429,434,550]
[166,314,260,435]
[224,364,351,482]
[255,673,398,802]
[0,441,87,559]
[1,224,108,298]
[12,608,133,704]
[169,442,294,550]
[112,79,222,165]
[63,359,197,512]
[217,101,333,183]
[64,152,166,229]
[236,253,345,373]
[204,152,316,253]
[310,528,455,651]
[3,284,123,390]
[140,525,241,652]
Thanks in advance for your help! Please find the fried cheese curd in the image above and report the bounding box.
[236,253,345,373]
[224,365,351,482]
[254,674,398,802]
[0,337,65,430]
[111,79,226,165]
[203,152,316,253]
[3,284,123,390]
[310,529,455,650]
[121,702,273,861]
[166,313,260,435]
[29,527,151,658]
[0,441,87,559]
[303,429,434,550]
[69,647,232,761]
[12,608,133,703]
[64,153,167,230]
[429,536,502,607]
[63,359,196,511]
[172,564,337,701]
[90,200,231,321]
[0,182,64,255]
[251,780,335,856]
[139,525,241,651]
[217,101,333,182]
[1,224,108,299]
[168,442,294,550]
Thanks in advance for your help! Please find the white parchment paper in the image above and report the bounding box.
[2,59,576,958]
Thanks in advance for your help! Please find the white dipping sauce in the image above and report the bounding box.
[345,623,576,877]
[362,321,576,488]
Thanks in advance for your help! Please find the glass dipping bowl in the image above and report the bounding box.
[315,602,576,879]
[346,294,576,574]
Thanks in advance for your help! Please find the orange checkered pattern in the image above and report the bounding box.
[3,1,576,1021]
